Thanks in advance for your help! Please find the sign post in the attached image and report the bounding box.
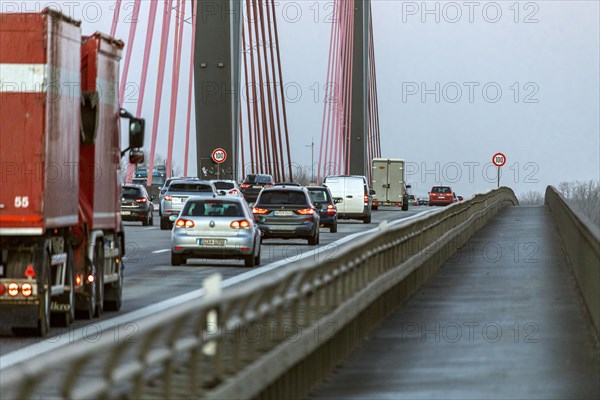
[492,152,506,188]
[212,148,227,180]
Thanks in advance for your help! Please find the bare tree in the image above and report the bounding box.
[292,165,311,186]
[557,180,600,227]
[519,190,544,205]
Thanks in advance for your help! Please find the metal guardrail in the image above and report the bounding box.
[545,186,600,336]
[0,188,518,400]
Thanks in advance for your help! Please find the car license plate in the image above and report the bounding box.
[438,196,445,199]
[274,210,293,216]
[198,238,226,246]
[253,185,262,189]
[177,197,187,203]
[272,225,294,231]
[121,211,131,215]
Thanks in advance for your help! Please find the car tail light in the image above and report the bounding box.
[327,204,336,215]
[296,208,314,215]
[76,275,82,286]
[164,195,173,201]
[0,284,5,296]
[252,207,269,214]
[364,194,369,204]
[240,183,251,189]
[8,283,19,296]
[21,283,32,297]
[230,219,251,229]
[24,264,36,278]
[135,198,147,203]
[228,189,239,195]
[176,219,195,228]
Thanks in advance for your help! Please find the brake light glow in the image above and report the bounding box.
[135,198,147,203]
[364,194,369,203]
[0,284,5,296]
[252,207,269,214]
[228,189,239,195]
[76,275,82,286]
[21,283,32,297]
[327,204,336,215]
[230,220,251,229]
[164,195,173,201]
[241,183,251,189]
[296,208,314,215]
[24,264,36,278]
[176,219,195,228]
[8,283,19,296]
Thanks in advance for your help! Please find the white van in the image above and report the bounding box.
[323,175,372,224]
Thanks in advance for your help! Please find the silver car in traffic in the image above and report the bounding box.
[171,196,262,267]
[160,180,217,230]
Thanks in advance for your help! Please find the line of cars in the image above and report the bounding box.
[121,174,380,267]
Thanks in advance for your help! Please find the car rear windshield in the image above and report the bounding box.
[169,183,213,192]
[122,187,141,198]
[181,201,244,217]
[213,181,235,190]
[431,187,452,193]
[258,191,308,205]
[308,189,330,203]
[244,174,272,183]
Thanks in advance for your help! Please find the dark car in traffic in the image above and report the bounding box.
[121,184,155,226]
[240,174,274,203]
[307,186,338,233]
[252,186,320,245]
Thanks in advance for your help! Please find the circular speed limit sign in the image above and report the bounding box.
[211,148,227,164]
[492,152,506,167]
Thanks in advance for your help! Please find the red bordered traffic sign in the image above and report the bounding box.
[492,152,506,167]
[212,148,227,164]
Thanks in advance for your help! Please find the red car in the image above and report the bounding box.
[429,186,455,206]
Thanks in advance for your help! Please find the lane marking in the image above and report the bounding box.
[152,249,170,254]
[0,209,436,369]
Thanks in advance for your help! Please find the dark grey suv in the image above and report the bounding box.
[121,184,155,226]
[252,186,320,245]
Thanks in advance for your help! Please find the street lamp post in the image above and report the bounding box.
[306,138,314,183]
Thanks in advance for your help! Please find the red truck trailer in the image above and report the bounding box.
[0,9,145,336]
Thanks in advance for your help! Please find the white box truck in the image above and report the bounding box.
[371,158,410,211]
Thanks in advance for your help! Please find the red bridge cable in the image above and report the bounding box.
[166,0,186,179]
[147,0,174,186]
[241,21,256,175]
[265,0,286,181]
[270,0,293,180]
[119,0,141,107]
[183,0,198,176]
[110,0,122,38]
[246,0,263,174]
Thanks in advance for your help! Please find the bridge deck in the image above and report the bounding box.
[311,206,599,399]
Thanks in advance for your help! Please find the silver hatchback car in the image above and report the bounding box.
[171,196,262,267]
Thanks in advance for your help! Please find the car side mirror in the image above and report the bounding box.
[406,184,412,189]
[249,202,255,208]
[151,195,156,200]
[427,192,430,195]
[128,117,145,149]
[218,190,227,196]
[334,198,343,204]
[369,189,376,195]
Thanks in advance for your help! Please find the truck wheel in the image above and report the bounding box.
[142,214,149,226]
[52,244,75,327]
[363,215,372,224]
[35,253,51,337]
[93,239,104,318]
[149,212,154,226]
[104,241,123,312]
[160,218,170,230]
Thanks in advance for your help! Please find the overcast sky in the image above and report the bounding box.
[5,0,598,198]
